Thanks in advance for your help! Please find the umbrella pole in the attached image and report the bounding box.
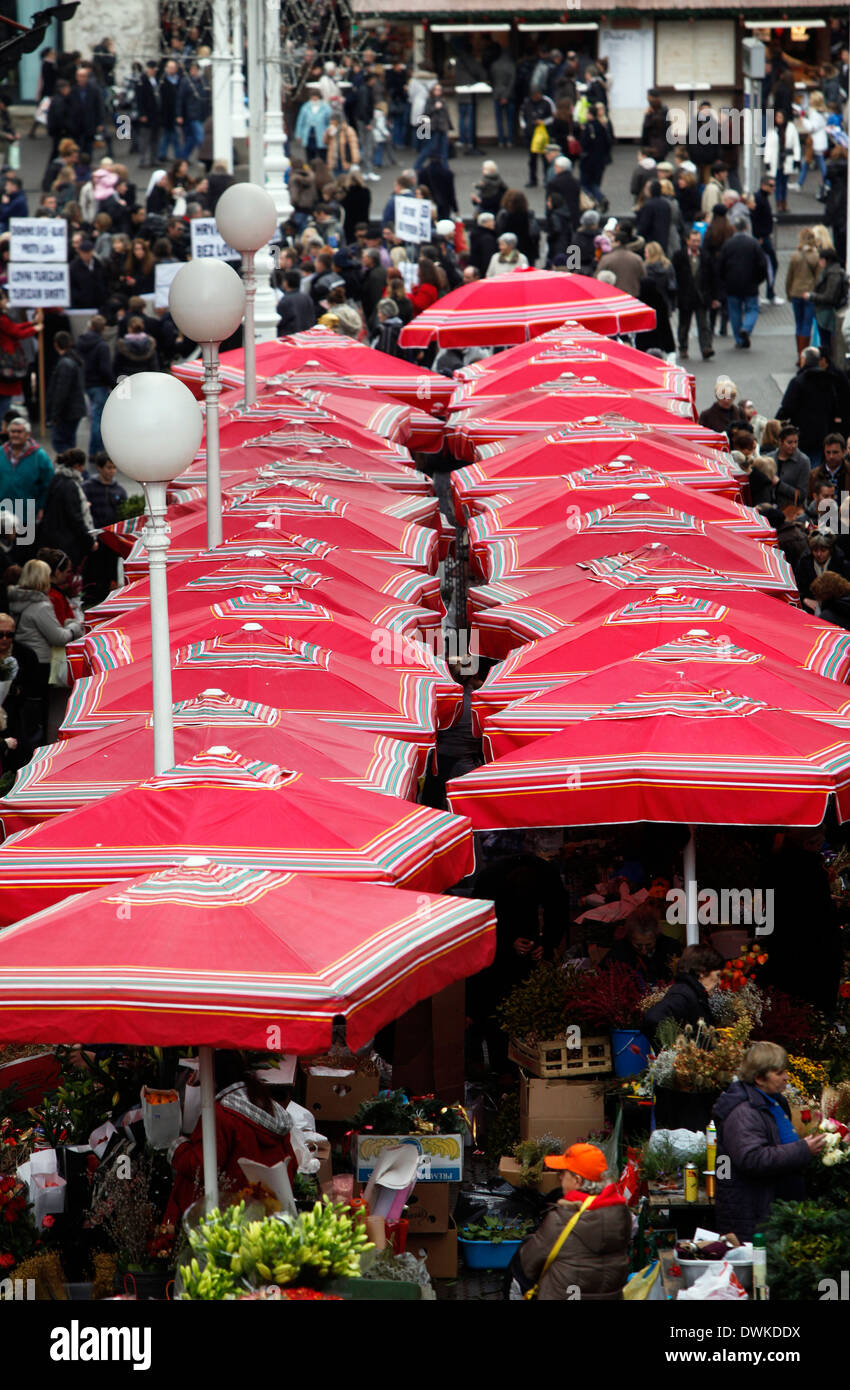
[198,1046,219,1214]
[684,825,698,947]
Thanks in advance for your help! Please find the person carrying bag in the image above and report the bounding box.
[522,1196,594,1299]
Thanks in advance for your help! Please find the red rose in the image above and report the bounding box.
[840,982,850,999]
[0,1252,14,1268]
[801,1109,812,1123]
[41,1214,55,1228]
[4,1209,16,1222]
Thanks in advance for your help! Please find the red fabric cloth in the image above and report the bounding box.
[0,315,37,398]
[562,1183,628,1210]
[48,586,75,625]
[408,282,439,316]
[165,1098,296,1224]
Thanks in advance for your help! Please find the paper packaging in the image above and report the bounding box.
[88,1121,118,1161]
[302,1065,378,1123]
[414,1219,458,1280]
[520,1074,605,1144]
[23,1151,66,1228]
[498,1156,561,1196]
[355,1179,451,1233]
[354,1133,464,1184]
[140,1086,181,1150]
[362,1145,419,1224]
[237,1158,297,1218]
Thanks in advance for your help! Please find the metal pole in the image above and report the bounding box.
[684,825,698,947]
[263,0,292,218]
[231,0,247,139]
[201,342,223,548]
[246,0,265,187]
[846,13,850,276]
[242,248,257,408]
[211,0,233,172]
[142,479,175,774]
[198,1045,220,1214]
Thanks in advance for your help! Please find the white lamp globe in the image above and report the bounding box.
[101,373,204,484]
[215,183,278,253]
[169,259,246,343]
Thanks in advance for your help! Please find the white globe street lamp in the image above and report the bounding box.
[101,374,204,775]
[169,259,245,550]
[216,182,279,408]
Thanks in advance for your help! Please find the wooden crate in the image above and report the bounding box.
[508,1034,612,1080]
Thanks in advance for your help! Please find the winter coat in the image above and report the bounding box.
[76,330,115,390]
[45,351,86,427]
[469,225,499,276]
[518,1187,631,1300]
[494,207,539,264]
[207,172,234,215]
[747,454,777,508]
[276,290,316,337]
[408,281,439,315]
[65,81,106,140]
[474,173,508,216]
[579,118,612,185]
[635,196,672,254]
[773,515,810,571]
[324,123,360,173]
[795,547,850,602]
[520,94,554,139]
[811,261,846,332]
[778,364,850,459]
[424,94,453,136]
[644,970,712,1036]
[69,257,108,311]
[490,53,516,104]
[701,177,726,220]
[114,333,159,377]
[342,182,370,241]
[766,447,812,507]
[0,314,38,399]
[158,74,186,128]
[763,122,801,178]
[547,169,581,229]
[165,1082,297,1227]
[825,157,847,237]
[713,1081,811,1242]
[0,189,28,235]
[697,400,744,438]
[716,232,767,300]
[38,465,97,565]
[487,249,529,276]
[289,166,317,211]
[0,439,53,513]
[595,248,644,298]
[785,247,820,300]
[673,246,709,310]
[176,73,208,124]
[83,475,126,528]
[7,585,83,665]
[640,104,670,158]
[372,313,404,358]
[545,206,574,264]
[294,99,332,149]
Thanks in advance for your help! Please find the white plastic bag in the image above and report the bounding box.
[677,1261,749,1300]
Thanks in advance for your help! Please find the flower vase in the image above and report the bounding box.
[611,1029,651,1077]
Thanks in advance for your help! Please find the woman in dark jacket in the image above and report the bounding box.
[113,315,159,376]
[38,448,97,568]
[339,170,370,243]
[643,943,724,1037]
[713,1042,825,1242]
[495,189,539,265]
[806,248,845,359]
[579,105,613,209]
[702,206,735,337]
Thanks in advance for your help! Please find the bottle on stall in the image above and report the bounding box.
[705,1120,717,1171]
[752,1232,769,1300]
[684,1163,698,1202]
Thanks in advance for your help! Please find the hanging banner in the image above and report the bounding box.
[9,218,68,263]
[190,219,239,261]
[394,196,432,245]
[7,262,70,308]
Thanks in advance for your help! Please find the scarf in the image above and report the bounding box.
[55,463,96,536]
[217,1081,293,1138]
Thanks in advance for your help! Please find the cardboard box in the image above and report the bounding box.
[354,1133,464,1184]
[302,1065,378,1123]
[498,1156,561,1196]
[412,1218,458,1280]
[355,1178,451,1233]
[519,1074,605,1144]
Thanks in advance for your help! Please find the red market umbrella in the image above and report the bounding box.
[398,268,656,348]
[446,703,850,831]
[226,475,441,531]
[77,595,462,729]
[1,700,422,835]
[60,626,440,759]
[0,863,495,1053]
[450,433,743,515]
[451,343,693,406]
[470,591,850,723]
[0,748,475,926]
[453,322,693,389]
[466,479,771,547]
[480,647,850,759]
[279,379,445,454]
[218,383,416,444]
[448,385,724,462]
[171,329,455,412]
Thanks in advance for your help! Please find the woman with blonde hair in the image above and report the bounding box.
[7,557,84,737]
[785,225,821,356]
[811,223,835,253]
[761,417,783,454]
[643,240,677,313]
[795,91,829,195]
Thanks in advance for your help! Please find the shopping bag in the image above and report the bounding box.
[623,1261,664,1301]
[677,1261,749,1300]
[530,122,549,154]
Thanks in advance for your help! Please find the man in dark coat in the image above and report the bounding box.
[795,530,850,601]
[69,240,108,311]
[158,59,188,163]
[276,271,316,336]
[136,60,161,167]
[640,89,671,160]
[469,212,498,276]
[44,80,74,176]
[778,345,850,469]
[716,224,768,348]
[759,830,844,1012]
[45,332,86,454]
[65,63,106,158]
[547,156,581,230]
[359,247,387,319]
[177,60,209,163]
[673,228,714,359]
[635,179,672,254]
[713,1048,823,1242]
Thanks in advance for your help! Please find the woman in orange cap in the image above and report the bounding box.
[511,1142,631,1300]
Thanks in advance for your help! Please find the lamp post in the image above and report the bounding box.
[211,0,233,171]
[215,183,279,409]
[168,260,246,550]
[230,0,247,140]
[101,375,204,775]
[263,0,292,220]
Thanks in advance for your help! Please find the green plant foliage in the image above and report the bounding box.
[484,1090,521,1166]
[459,1214,535,1244]
[765,1199,850,1300]
[497,962,567,1041]
[510,1136,563,1187]
[115,495,146,521]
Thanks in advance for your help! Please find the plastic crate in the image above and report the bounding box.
[508,1034,612,1080]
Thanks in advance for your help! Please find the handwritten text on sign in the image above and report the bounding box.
[394,196,432,245]
[8,263,70,308]
[9,218,68,264]
[190,219,239,261]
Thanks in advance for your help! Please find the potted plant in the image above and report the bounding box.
[458,1214,535,1270]
[87,1150,176,1300]
[564,965,650,1077]
[652,1015,751,1131]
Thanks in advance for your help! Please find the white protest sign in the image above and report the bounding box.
[9,218,68,263]
[394,195,431,245]
[7,262,70,308]
[190,218,239,261]
[155,261,182,309]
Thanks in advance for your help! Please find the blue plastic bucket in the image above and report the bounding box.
[458,1238,523,1270]
[612,1029,651,1077]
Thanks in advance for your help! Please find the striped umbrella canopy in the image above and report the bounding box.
[470,593,850,724]
[75,596,462,729]
[480,649,850,759]
[59,626,439,758]
[1,703,422,835]
[448,365,695,418]
[225,475,441,531]
[470,504,794,589]
[469,536,797,601]
[0,864,495,1052]
[448,386,724,462]
[446,703,850,831]
[218,383,416,445]
[451,344,693,406]
[280,380,445,454]
[171,329,455,412]
[453,322,694,389]
[173,437,425,498]
[398,268,656,348]
[466,479,771,546]
[87,548,443,628]
[450,433,743,514]
[0,749,474,927]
